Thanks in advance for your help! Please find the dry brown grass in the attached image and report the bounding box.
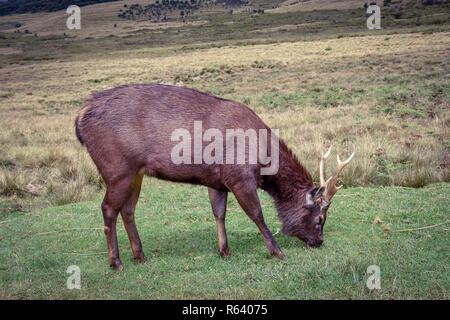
[269,0,380,13]
[0,31,448,210]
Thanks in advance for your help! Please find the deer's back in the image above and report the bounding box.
[76,84,268,188]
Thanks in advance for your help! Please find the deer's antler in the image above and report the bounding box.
[319,146,355,201]
[320,146,332,189]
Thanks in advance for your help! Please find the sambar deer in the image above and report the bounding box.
[75,84,354,270]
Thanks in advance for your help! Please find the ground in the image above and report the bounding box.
[1,182,448,299]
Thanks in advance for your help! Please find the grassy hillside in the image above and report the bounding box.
[0,0,448,42]
[0,0,447,74]
[0,30,448,213]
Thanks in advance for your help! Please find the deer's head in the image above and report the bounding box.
[283,146,354,248]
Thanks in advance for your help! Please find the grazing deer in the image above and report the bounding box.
[75,84,354,270]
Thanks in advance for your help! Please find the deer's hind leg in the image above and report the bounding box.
[120,173,146,263]
[102,173,138,271]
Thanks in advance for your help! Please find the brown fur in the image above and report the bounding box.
[76,84,328,269]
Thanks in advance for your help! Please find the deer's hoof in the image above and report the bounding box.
[272,251,286,260]
[134,254,147,263]
[219,249,231,258]
[110,259,124,271]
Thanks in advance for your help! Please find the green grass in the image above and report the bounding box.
[1,181,448,299]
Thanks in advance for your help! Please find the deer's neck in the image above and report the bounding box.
[261,141,314,205]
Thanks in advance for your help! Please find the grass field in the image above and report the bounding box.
[0,182,448,299]
[0,0,449,299]
[1,31,448,210]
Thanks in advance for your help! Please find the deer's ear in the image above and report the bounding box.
[303,186,325,209]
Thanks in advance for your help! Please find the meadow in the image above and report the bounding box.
[1,183,448,299]
[0,0,449,299]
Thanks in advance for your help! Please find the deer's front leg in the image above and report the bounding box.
[120,174,146,263]
[208,188,230,257]
[228,181,285,259]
